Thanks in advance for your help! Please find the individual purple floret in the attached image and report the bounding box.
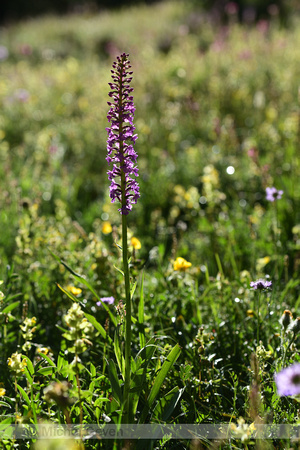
[266,187,283,202]
[250,279,272,290]
[106,53,140,215]
[96,296,115,307]
[275,363,300,396]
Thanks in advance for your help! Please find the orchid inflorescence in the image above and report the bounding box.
[106,53,140,215]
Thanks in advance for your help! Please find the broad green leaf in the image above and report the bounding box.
[57,352,68,371]
[23,356,34,376]
[0,417,14,424]
[23,367,33,385]
[2,301,20,314]
[153,386,185,422]
[36,366,56,376]
[94,397,110,407]
[139,343,181,423]
[90,362,96,378]
[16,384,30,406]
[38,353,56,367]
[130,337,157,420]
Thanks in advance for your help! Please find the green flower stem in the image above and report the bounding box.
[122,212,132,424]
[256,292,261,345]
[282,333,296,368]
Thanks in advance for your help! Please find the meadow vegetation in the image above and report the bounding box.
[0,1,300,448]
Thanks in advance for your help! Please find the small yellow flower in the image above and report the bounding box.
[37,347,49,355]
[102,221,112,234]
[0,388,6,397]
[131,237,141,250]
[256,256,270,271]
[67,286,82,296]
[7,352,27,376]
[247,309,255,317]
[173,257,192,271]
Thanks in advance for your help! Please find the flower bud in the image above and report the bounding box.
[280,310,293,331]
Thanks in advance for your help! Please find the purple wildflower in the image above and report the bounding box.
[250,279,272,290]
[266,187,283,202]
[106,53,139,215]
[275,363,300,396]
[96,296,115,307]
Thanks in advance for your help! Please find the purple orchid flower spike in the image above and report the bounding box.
[106,53,140,215]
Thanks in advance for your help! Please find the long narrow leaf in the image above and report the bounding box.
[130,338,157,420]
[84,313,112,345]
[156,387,185,422]
[107,360,122,404]
[36,366,56,376]
[130,280,137,300]
[17,384,30,407]
[57,352,68,371]
[56,283,79,303]
[23,356,34,376]
[23,367,33,385]
[138,272,145,349]
[2,301,20,314]
[139,343,181,423]
[114,327,125,380]
[38,353,56,367]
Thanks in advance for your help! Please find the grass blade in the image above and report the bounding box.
[84,313,112,345]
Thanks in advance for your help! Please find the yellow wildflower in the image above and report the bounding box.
[131,237,141,250]
[102,221,112,234]
[173,257,192,271]
[230,418,256,442]
[256,256,270,272]
[7,352,27,376]
[67,286,82,296]
[0,388,6,397]
[37,347,49,355]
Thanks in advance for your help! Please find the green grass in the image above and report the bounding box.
[0,1,300,448]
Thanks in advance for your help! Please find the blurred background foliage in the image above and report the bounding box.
[0,0,299,355]
[1,0,300,24]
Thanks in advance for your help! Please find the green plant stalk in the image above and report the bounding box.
[30,379,37,424]
[282,333,296,368]
[75,369,84,442]
[14,376,18,425]
[122,211,132,424]
[256,292,261,345]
